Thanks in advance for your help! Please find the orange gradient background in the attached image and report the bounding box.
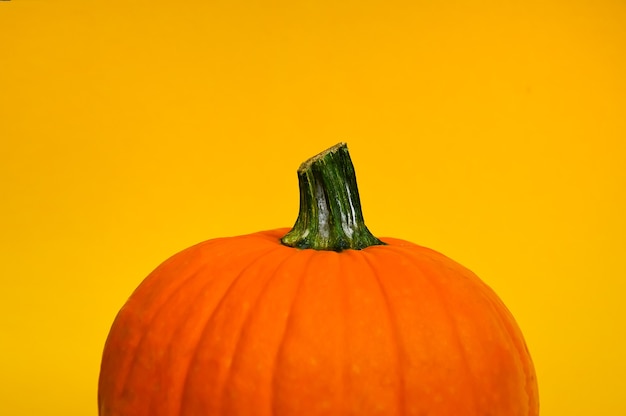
[1,1,625,415]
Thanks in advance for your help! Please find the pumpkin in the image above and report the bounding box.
[98,143,539,416]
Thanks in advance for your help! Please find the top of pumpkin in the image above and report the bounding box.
[281,143,385,251]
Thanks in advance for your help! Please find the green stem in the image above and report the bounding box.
[281,143,385,251]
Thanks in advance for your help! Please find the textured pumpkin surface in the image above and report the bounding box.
[99,228,538,416]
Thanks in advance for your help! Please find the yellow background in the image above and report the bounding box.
[1,0,625,415]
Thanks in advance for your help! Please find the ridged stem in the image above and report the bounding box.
[281,143,385,251]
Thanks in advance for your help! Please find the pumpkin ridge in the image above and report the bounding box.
[411,243,538,415]
[483,293,538,415]
[178,242,285,415]
[158,242,288,415]
[383,245,482,413]
[269,250,320,416]
[357,249,407,416]
[106,252,222,411]
[336,252,349,413]
[220,245,304,415]
[112,240,273,415]
[151,258,236,416]
[431,261,483,415]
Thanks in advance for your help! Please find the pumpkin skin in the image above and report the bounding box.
[98,228,538,416]
[99,143,538,415]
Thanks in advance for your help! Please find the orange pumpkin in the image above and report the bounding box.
[98,143,539,416]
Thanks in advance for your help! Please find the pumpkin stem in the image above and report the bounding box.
[281,142,385,251]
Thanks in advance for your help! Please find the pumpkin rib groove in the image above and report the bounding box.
[337,252,350,414]
[483,294,538,415]
[415,243,537,415]
[178,242,286,415]
[158,243,289,416]
[112,238,273,414]
[433,262,483,414]
[109,255,219,411]
[269,250,319,416]
[358,249,406,416]
[384,245,482,413]
[106,236,265,407]
[337,249,364,414]
[221,245,304,415]
[151,258,235,416]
